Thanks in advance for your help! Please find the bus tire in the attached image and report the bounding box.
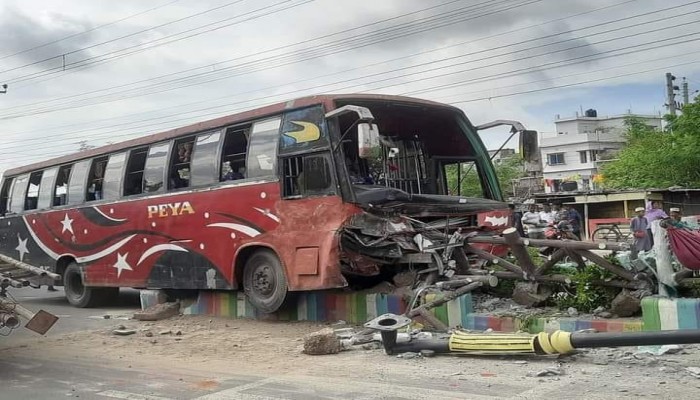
[243,249,288,314]
[63,263,107,308]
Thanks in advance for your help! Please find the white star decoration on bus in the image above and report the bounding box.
[15,234,29,262]
[113,252,132,278]
[61,213,74,234]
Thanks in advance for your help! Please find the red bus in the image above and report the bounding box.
[0,94,535,312]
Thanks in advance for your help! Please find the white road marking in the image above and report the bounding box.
[96,390,174,400]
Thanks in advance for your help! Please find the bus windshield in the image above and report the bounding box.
[333,100,503,211]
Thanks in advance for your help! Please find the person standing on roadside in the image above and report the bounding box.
[521,204,545,239]
[644,200,668,246]
[630,207,652,259]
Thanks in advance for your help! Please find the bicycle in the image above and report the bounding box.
[591,222,633,243]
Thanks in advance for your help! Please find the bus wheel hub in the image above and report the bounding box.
[253,266,274,295]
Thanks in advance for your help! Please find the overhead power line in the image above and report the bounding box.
[0,0,182,62]
[3,0,521,86]
[1,5,697,120]
[0,0,637,138]
[2,31,698,157]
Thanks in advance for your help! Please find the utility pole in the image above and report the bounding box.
[665,73,678,116]
[682,77,689,106]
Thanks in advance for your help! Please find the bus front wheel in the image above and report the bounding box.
[243,250,289,314]
[63,263,116,308]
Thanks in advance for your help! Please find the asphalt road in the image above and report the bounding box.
[2,288,696,399]
[2,288,533,400]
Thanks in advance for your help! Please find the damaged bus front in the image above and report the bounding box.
[325,97,537,287]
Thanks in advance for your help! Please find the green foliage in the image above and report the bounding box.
[601,99,700,189]
[552,265,619,313]
[445,155,526,198]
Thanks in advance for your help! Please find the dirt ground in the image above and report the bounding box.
[4,314,700,399]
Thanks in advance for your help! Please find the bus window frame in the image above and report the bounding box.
[8,173,29,214]
[142,141,172,195]
[0,177,15,216]
[36,167,59,210]
[189,129,224,188]
[66,160,91,206]
[102,152,127,202]
[53,163,74,208]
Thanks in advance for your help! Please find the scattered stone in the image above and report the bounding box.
[112,329,136,336]
[598,312,613,319]
[512,282,552,307]
[361,342,382,351]
[618,389,629,393]
[149,340,158,345]
[535,366,563,377]
[103,315,111,319]
[302,328,343,355]
[685,367,700,378]
[159,330,172,335]
[513,360,528,365]
[567,307,578,317]
[175,330,183,336]
[420,349,436,358]
[593,359,609,366]
[592,306,606,315]
[144,331,153,337]
[397,352,420,359]
[610,290,641,317]
[133,302,180,321]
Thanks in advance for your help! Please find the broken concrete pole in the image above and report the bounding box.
[512,282,552,307]
[303,328,343,355]
[133,301,180,321]
[610,290,641,317]
[503,227,537,279]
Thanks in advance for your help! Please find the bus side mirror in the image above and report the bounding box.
[358,123,380,159]
[519,130,538,163]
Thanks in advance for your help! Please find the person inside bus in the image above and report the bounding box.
[221,162,245,181]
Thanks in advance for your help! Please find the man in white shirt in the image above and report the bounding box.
[521,204,545,239]
[539,203,555,225]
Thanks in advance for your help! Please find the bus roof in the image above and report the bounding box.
[4,93,457,177]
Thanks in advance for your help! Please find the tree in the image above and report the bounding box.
[600,99,700,189]
[446,155,525,198]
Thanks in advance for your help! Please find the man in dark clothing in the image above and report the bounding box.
[563,204,583,240]
[509,203,525,237]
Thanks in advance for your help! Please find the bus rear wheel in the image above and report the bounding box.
[243,250,289,314]
[63,263,116,308]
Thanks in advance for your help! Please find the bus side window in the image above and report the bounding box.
[220,127,250,181]
[282,154,334,198]
[36,167,58,210]
[246,118,281,180]
[124,147,148,196]
[54,165,72,206]
[0,177,15,215]
[169,137,195,189]
[102,152,127,201]
[25,171,43,210]
[190,130,221,187]
[9,174,29,214]
[143,143,169,193]
[67,161,90,206]
[86,156,108,202]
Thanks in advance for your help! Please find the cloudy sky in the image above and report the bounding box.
[1,0,699,175]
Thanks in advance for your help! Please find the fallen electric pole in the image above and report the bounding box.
[366,313,700,356]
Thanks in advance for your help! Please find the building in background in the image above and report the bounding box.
[540,109,663,193]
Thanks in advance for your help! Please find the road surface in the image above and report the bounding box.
[2,287,700,399]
